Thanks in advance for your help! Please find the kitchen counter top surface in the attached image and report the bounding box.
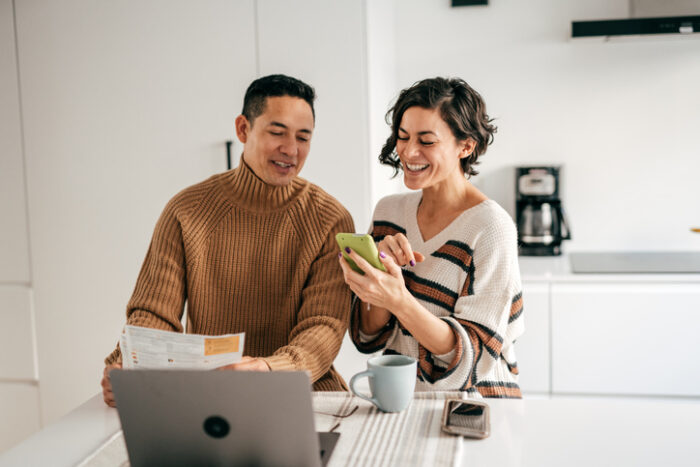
[3,393,700,467]
[519,254,700,282]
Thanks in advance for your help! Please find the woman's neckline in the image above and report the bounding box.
[406,192,491,252]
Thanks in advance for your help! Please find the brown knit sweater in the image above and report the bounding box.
[106,159,354,390]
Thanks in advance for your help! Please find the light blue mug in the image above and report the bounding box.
[349,355,417,413]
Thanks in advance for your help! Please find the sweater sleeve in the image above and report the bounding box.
[349,297,398,353]
[261,211,354,383]
[104,198,187,365]
[415,218,523,396]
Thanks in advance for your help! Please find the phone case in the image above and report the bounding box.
[335,233,387,275]
[440,397,490,439]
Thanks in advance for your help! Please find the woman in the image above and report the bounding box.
[339,77,523,398]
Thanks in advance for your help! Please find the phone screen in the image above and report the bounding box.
[442,399,489,438]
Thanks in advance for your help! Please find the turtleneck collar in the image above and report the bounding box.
[219,156,307,212]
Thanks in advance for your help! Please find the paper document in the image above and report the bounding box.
[120,325,245,370]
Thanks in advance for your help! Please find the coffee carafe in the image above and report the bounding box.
[516,166,571,256]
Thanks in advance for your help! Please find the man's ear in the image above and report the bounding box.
[235,114,251,144]
[459,138,477,159]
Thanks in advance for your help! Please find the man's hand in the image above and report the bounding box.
[217,356,271,372]
[101,362,122,407]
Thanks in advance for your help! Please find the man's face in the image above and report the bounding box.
[235,96,314,186]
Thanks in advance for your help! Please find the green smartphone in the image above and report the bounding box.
[335,233,387,275]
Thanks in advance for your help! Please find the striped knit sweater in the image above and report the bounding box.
[106,159,354,390]
[350,192,524,398]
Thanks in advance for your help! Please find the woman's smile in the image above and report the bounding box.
[404,162,430,172]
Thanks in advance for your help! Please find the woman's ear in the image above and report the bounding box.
[235,115,250,144]
[459,138,477,159]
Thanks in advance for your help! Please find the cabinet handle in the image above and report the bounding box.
[225,140,233,170]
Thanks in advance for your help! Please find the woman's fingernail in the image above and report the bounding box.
[338,252,342,258]
[410,259,416,267]
[345,247,351,254]
[379,251,386,258]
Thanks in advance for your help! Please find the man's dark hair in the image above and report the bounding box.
[241,74,316,124]
[379,77,496,178]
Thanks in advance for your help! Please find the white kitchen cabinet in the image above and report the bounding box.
[0,285,39,453]
[0,285,37,380]
[517,282,550,394]
[0,0,31,283]
[0,383,41,453]
[551,282,700,397]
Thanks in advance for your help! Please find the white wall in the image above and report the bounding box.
[389,0,700,252]
[366,0,406,216]
[15,0,258,425]
[256,0,372,231]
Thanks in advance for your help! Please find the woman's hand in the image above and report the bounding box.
[377,234,425,267]
[339,246,458,356]
[339,247,411,313]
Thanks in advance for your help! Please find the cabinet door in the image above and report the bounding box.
[517,282,550,394]
[0,285,37,380]
[552,282,700,396]
[0,0,30,282]
[0,383,41,452]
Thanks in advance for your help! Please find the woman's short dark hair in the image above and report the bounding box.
[242,74,316,124]
[379,77,496,178]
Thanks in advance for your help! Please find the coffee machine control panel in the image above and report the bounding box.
[518,171,556,197]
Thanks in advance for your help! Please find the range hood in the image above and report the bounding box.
[572,0,700,38]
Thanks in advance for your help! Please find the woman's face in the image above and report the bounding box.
[395,106,470,191]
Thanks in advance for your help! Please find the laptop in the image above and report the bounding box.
[110,370,339,467]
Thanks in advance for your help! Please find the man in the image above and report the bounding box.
[102,74,354,406]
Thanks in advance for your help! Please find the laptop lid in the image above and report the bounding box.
[111,370,324,467]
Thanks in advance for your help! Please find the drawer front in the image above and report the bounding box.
[0,285,37,380]
[517,282,550,393]
[552,282,700,396]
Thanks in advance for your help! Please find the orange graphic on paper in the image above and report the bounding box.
[204,335,240,355]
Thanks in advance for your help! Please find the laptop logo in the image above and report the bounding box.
[203,415,230,438]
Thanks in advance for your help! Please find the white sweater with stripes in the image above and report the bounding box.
[350,192,524,398]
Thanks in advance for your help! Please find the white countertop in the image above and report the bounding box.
[519,254,700,283]
[0,394,120,467]
[3,393,700,467]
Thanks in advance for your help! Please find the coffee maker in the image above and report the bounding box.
[515,166,571,256]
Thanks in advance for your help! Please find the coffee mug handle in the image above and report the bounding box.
[349,370,378,406]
